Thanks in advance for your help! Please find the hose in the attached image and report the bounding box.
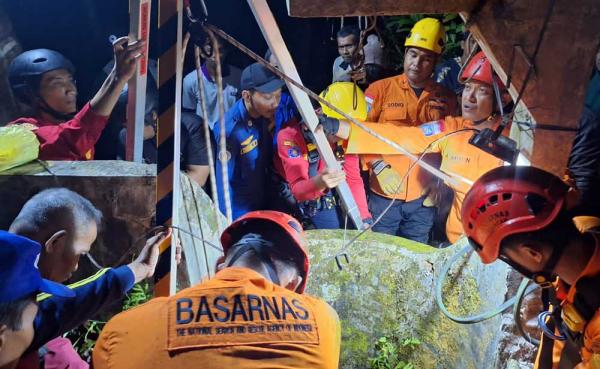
[435,245,538,324]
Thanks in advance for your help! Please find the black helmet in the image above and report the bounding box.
[8,49,75,103]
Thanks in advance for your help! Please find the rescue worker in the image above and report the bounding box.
[461,165,600,369]
[328,51,512,243]
[93,211,341,369]
[0,231,75,369]
[214,63,285,220]
[7,37,143,161]
[274,82,372,229]
[361,17,457,243]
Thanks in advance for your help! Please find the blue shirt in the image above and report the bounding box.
[435,58,463,95]
[213,99,272,220]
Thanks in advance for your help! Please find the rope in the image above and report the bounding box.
[317,128,479,273]
[203,26,233,223]
[192,44,220,211]
[203,23,460,188]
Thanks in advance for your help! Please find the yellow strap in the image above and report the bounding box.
[37,268,111,302]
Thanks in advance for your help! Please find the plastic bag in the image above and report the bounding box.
[0,124,40,172]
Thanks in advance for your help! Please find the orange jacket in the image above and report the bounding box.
[534,236,600,369]
[363,74,457,201]
[346,116,504,243]
[93,267,341,369]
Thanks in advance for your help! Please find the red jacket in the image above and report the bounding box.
[274,121,371,220]
[9,103,109,161]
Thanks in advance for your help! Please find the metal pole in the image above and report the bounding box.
[247,0,364,229]
[126,0,151,162]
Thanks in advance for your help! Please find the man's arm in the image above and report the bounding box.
[343,154,371,222]
[89,37,144,116]
[30,230,168,351]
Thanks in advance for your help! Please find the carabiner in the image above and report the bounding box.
[537,311,567,341]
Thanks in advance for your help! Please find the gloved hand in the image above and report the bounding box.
[372,159,403,195]
[317,115,340,136]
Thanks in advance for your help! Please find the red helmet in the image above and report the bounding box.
[221,210,310,293]
[462,166,569,264]
[459,51,505,89]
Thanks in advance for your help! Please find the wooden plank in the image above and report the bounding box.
[461,0,600,175]
[249,0,364,229]
[286,0,478,17]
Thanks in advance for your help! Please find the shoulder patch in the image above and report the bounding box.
[283,140,298,147]
[419,120,445,137]
[287,147,301,159]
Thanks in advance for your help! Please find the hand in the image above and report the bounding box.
[127,228,171,283]
[112,36,145,83]
[317,116,340,136]
[372,160,403,195]
[314,167,345,190]
[429,95,449,113]
[362,218,373,229]
[349,68,367,84]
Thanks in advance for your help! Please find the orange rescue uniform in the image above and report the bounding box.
[364,73,457,200]
[347,116,504,243]
[93,267,341,369]
[534,234,600,369]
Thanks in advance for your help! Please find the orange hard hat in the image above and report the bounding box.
[221,210,310,293]
[460,51,505,89]
[462,166,569,265]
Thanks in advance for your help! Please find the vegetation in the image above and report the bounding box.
[368,336,422,369]
[381,13,466,71]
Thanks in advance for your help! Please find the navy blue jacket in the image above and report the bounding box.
[30,266,134,351]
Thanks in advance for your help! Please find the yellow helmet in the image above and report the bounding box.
[405,18,445,55]
[319,82,367,121]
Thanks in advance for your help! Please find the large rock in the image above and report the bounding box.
[305,230,512,369]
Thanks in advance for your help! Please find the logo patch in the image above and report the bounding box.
[283,140,298,147]
[287,147,301,159]
[240,138,258,155]
[167,287,319,351]
[419,120,445,137]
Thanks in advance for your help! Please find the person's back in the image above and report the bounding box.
[93,211,341,369]
[93,267,339,369]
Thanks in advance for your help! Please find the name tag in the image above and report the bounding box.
[167,287,319,351]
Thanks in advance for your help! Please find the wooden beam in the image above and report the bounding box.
[286,0,478,17]
[462,0,600,175]
[249,0,364,229]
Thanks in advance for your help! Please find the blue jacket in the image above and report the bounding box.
[30,266,134,351]
[213,99,272,220]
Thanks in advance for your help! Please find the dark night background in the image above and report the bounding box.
[3,0,349,103]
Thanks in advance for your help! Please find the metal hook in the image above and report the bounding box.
[335,253,350,271]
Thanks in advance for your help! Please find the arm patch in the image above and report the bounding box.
[419,120,445,136]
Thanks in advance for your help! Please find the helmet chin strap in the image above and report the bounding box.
[226,233,281,286]
[36,96,76,121]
